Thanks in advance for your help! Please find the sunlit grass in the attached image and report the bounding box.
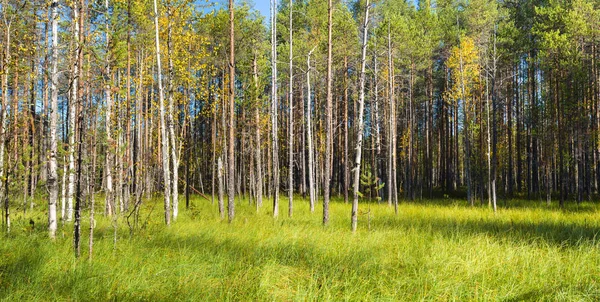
[1,195,600,300]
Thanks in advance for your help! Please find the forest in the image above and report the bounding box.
[2,0,600,299]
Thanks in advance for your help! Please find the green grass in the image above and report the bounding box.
[2,196,600,301]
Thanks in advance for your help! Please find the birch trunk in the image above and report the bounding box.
[0,21,11,232]
[47,0,59,238]
[253,56,263,209]
[153,0,172,225]
[104,0,115,217]
[218,156,225,219]
[351,0,370,232]
[73,0,84,258]
[167,10,179,221]
[67,1,80,222]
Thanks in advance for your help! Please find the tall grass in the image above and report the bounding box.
[1,196,600,300]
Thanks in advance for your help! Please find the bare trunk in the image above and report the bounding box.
[227,0,236,222]
[67,1,80,222]
[153,0,171,225]
[104,0,115,217]
[271,0,279,217]
[351,0,370,232]
[323,0,333,225]
[253,56,263,209]
[47,0,59,238]
[288,0,294,217]
[218,157,224,219]
[306,47,316,212]
[167,11,179,221]
[74,0,85,257]
[0,24,9,231]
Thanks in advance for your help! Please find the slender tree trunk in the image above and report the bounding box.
[387,23,397,210]
[306,47,316,212]
[351,0,370,232]
[0,22,11,233]
[104,0,115,217]
[271,0,280,217]
[46,0,59,238]
[253,56,263,209]
[288,0,294,217]
[66,1,80,222]
[212,108,216,204]
[227,0,236,222]
[153,0,171,225]
[73,0,85,257]
[343,56,349,204]
[218,156,224,219]
[323,0,333,225]
[167,8,179,222]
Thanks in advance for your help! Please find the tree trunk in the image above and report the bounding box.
[227,0,236,222]
[306,47,316,213]
[104,0,115,217]
[323,0,333,225]
[351,0,370,232]
[46,0,60,238]
[167,8,179,222]
[153,0,172,225]
[288,0,294,217]
[253,56,263,210]
[218,157,225,219]
[66,0,80,222]
[271,0,280,217]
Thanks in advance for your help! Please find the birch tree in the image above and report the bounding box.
[153,0,172,225]
[351,0,370,232]
[104,0,114,217]
[47,0,59,239]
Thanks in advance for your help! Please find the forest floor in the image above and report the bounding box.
[1,195,600,300]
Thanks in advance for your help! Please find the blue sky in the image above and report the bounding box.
[253,1,270,19]
[208,1,270,20]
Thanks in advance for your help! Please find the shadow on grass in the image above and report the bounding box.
[370,211,600,247]
[0,239,44,298]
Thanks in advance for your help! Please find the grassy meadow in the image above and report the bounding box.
[2,196,600,300]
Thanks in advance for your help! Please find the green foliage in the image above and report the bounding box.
[358,165,384,201]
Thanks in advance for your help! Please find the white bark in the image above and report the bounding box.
[253,56,263,209]
[47,0,59,238]
[153,0,172,225]
[218,156,224,219]
[0,21,11,233]
[351,0,370,232]
[104,0,114,217]
[67,1,80,222]
[167,10,179,221]
[61,158,67,221]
